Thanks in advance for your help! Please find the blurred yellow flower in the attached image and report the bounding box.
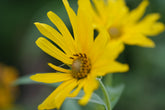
[0,64,18,109]
[78,0,164,48]
[30,0,129,109]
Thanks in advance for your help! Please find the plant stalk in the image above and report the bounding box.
[98,79,111,110]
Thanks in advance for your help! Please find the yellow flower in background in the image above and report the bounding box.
[78,0,164,48]
[0,64,18,109]
[30,0,129,109]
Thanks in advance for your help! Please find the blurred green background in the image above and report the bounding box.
[0,0,165,110]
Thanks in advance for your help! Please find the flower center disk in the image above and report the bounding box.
[70,53,91,79]
[108,27,122,39]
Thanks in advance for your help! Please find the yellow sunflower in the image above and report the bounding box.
[78,0,164,48]
[0,64,18,109]
[30,0,129,109]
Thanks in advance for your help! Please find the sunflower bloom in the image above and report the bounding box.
[78,0,164,48]
[30,0,129,109]
[0,64,18,109]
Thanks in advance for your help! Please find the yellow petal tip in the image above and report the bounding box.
[145,41,155,48]
[34,22,39,25]
[143,0,149,5]
[47,11,54,16]
[30,74,37,81]
[78,99,86,106]
[38,104,45,110]
[35,37,42,45]
[34,22,42,28]
[62,0,70,8]
[124,64,129,72]
[62,0,68,3]
[150,44,155,48]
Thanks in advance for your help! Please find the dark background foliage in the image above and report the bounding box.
[0,0,165,110]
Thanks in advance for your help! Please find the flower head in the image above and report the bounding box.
[0,64,18,109]
[78,0,164,47]
[30,0,129,109]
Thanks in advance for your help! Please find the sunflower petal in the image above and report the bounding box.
[62,0,78,39]
[30,73,72,83]
[36,37,72,64]
[107,0,128,26]
[93,61,129,76]
[76,8,94,53]
[126,0,149,24]
[47,11,75,54]
[78,0,96,18]
[123,34,155,47]
[89,29,109,64]
[78,0,100,29]
[92,41,124,68]
[68,79,85,97]
[34,22,72,55]
[103,41,124,60]
[135,13,165,36]
[93,0,107,18]
[79,77,98,105]
[48,63,70,73]
[38,79,78,110]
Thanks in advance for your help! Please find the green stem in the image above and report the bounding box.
[98,79,111,110]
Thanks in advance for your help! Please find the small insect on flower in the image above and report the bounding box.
[78,0,164,48]
[30,0,129,109]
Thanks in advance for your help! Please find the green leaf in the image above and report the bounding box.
[12,75,60,87]
[62,100,81,110]
[12,75,37,86]
[68,90,106,106]
[14,76,124,109]
[63,90,106,110]
[64,82,124,110]
[107,84,125,109]
[103,74,113,87]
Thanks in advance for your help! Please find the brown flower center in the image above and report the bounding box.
[70,53,91,79]
[108,27,122,39]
